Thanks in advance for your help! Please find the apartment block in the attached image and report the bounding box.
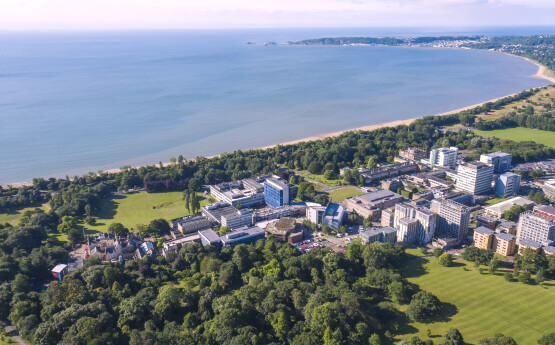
[399,147,427,161]
[493,232,516,256]
[429,147,458,169]
[480,151,512,173]
[494,172,520,198]
[381,208,395,227]
[456,161,494,195]
[473,226,494,250]
[202,202,253,229]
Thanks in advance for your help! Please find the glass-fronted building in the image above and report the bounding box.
[264,176,297,208]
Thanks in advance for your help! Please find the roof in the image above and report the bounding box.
[52,264,68,273]
[535,205,555,218]
[221,226,265,245]
[199,229,221,243]
[474,226,495,236]
[360,226,397,238]
[481,151,511,158]
[519,238,542,249]
[494,232,516,241]
[484,197,534,215]
[399,217,418,225]
[543,246,555,254]
[353,189,403,205]
[265,177,289,189]
[477,215,496,223]
[498,220,517,228]
[460,161,492,170]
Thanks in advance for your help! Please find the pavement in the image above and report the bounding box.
[2,322,28,345]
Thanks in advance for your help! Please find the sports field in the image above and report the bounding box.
[84,191,210,233]
[475,127,555,149]
[398,258,555,344]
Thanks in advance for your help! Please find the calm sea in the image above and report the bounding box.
[1,27,553,184]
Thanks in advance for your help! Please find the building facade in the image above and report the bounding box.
[264,176,297,208]
[480,152,512,173]
[494,172,521,198]
[429,147,458,169]
[344,189,404,220]
[436,200,471,242]
[473,226,494,250]
[542,179,555,202]
[399,147,427,161]
[209,178,265,207]
[359,227,397,244]
[493,232,516,256]
[456,161,494,195]
[393,202,437,245]
[516,211,555,245]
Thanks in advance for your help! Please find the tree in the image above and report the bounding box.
[478,333,517,345]
[518,248,546,273]
[68,228,84,245]
[219,226,230,236]
[388,280,409,304]
[57,216,77,234]
[297,182,316,201]
[502,205,526,222]
[406,291,442,322]
[518,271,531,284]
[489,257,499,274]
[438,253,453,267]
[441,328,464,345]
[308,161,323,175]
[538,333,555,345]
[108,223,129,238]
[188,177,202,192]
[314,194,329,205]
[363,214,373,229]
[146,219,171,237]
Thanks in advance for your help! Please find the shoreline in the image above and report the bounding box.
[2,51,553,189]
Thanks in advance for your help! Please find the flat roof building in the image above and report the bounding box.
[493,232,516,256]
[494,172,520,198]
[322,203,347,230]
[480,152,512,173]
[542,179,555,202]
[436,200,471,243]
[210,177,265,207]
[473,226,495,250]
[399,147,428,161]
[484,197,535,218]
[394,202,437,245]
[517,211,555,245]
[429,147,458,169]
[344,189,403,220]
[264,176,298,208]
[456,161,494,195]
[201,202,252,229]
[359,226,397,244]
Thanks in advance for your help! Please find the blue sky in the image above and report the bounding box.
[0,0,554,30]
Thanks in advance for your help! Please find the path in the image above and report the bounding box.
[2,322,28,345]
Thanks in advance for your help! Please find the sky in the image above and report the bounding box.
[0,0,554,30]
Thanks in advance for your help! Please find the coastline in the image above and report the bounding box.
[2,51,553,189]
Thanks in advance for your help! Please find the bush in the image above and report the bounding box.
[503,272,513,282]
[518,271,531,284]
[433,248,443,258]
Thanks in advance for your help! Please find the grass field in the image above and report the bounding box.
[484,197,508,206]
[0,203,48,225]
[474,127,555,149]
[84,191,210,233]
[327,186,365,202]
[398,258,555,344]
[301,172,344,187]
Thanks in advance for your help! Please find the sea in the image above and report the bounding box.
[1,27,554,184]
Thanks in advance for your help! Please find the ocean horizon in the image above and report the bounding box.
[1,27,553,184]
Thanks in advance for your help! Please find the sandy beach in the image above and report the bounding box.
[2,52,553,189]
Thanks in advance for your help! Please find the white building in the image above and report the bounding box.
[429,147,458,169]
[455,161,494,195]
[480,152,512,173]
[517,211,555,245]
[394,202,437,244]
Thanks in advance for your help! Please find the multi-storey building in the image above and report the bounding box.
[322,203,347,230]
[307,204,326,225]
[516,210,555,244]
[381,208,395,227]
[493,232,516,256]
[455,161,494,195]
[210,177,265,207]
[429,147,458,169]
[399,147,427,161]
[494,172,521,198]
[264,176,298,208]
[254,205,304,222]
[359,227,397,244]
[202,202,252,229]
[199,225,266,247]
[221,209,253,229]
[394,202,437,244]
[542,179,555,202]
[435,200,471,242]
[480,152,512,173]
[344,189,404,220]
[176,216,211,235]
[473,226,495,250]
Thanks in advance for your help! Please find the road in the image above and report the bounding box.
[2,322,28,345]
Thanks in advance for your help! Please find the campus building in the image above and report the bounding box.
[209,177,265,207]
[473,226,516,256]
[480,151,512,173]
[393,202,437,245]
[429,147,458,169]
[264,217,304,243]
[399,147,427,161]
[484,196,535,218]
[516,210,555,245]
[494,172,521,198]
[455,161,494,195]
[473,226,495,250]
[542,179,555,202]
[51,264,68,282]
[264,176,298,208]
[435,200,471,242]
[173,216,211,238]
[202,202,253,229]
[199,225,266,247]
[359,227,398,244]
[344,189,403,220]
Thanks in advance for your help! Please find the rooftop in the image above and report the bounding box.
[474,226,495,236]
[519,238,542,249]
[484,197,534,215]
[494,232,516,241]
[543,246,555,254]
[481,151,511,158]
[353,189,403,205]
[534,205,555,218]
[461,161,491,170]
[52,264,68,273]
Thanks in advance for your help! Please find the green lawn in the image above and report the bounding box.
[0,203,47,225]
[484,197,508,206]
[327,186,365,202]
[301,172,344,187]
[84,191,210,233]
[398,258,555,344]
[474,127,555,149]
